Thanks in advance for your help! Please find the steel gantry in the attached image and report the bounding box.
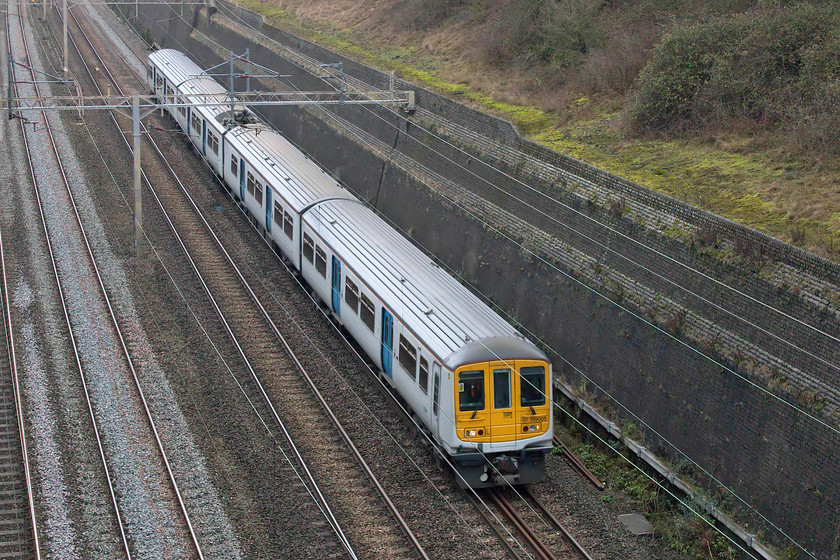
[4,50,415,255]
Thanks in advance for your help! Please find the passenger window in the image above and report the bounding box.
[520,366,546,407]
[283,211,293,240]
[315,247,327,277]
[207,131,219,156]
[178,100,186,117]
[254,181,263,205]
[230,154,238,175]
[419,357,429,394]
[273,202,283,226]
[303,233,314,264]
[360,294,375,331]
[398,335,417,377]
[191,114,201,136]
[459,371,484,411]
[247,172,255,196]
[493,369,511,409]
[344,277,360,313]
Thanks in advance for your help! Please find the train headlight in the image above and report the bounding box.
[467,429,478,437]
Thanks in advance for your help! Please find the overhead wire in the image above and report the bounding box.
[127,2,820,557]
[45,4,364,555]
[101,4,519,554]
[195,6,828,556]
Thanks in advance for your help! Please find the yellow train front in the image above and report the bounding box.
[439,339,553,488]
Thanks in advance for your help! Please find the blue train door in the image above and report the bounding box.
[381,309,393,378]
[239,159,245,201]
[265,189,272,233]
[331,256,341,316]
[186,107,191,135]
[202,120,206,155]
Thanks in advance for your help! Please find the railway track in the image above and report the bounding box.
[0,175,39,559]
[56,3,432,558]
[478,487,593,560]
[8,2,205,557]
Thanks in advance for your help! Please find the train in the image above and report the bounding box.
[147,49,553,488]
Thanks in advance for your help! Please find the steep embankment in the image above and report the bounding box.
[237,0,840,259]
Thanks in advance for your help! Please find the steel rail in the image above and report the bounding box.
[60,5,364,557]
[524,488,594,560]
[553,435,605,490]
[490,489,557,560]
[9,5,137,558]
[66,5,433,558]
[22,4,203,557]
[0,24,40,548]
[464,489,528,560]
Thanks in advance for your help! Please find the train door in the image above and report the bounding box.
[331,256,341,317]
[265,189,273,233]
[381,309,393,378]
[186,107,191,135]
[201,120,206,156]
[239,159,245,201]
[489,362,517,442]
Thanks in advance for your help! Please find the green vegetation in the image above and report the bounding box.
[630,3,840,156]
[240,0,840,260]
[573,442,739,559]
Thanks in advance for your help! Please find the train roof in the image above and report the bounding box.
[304,199,547,369]
[226,126,356,211]
[149,49,241,125]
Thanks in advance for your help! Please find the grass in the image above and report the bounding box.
[235,0,840,259]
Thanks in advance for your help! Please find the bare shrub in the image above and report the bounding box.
[481,0,606,66]
[389,0,468,31]
[573,28,654,94]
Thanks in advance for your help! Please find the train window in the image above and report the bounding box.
[147,66,153,80]
[207,131,219,156]
[191,114,201,136]
[398,335,417,378]
[254,181,263,206]
[178,99,186,118]
[303,233,314,264]
[230,154,238,175]
[156,76,163,88]
[273,202,283,226]
[283,211,293,240]
[166,86,174,101]
[419,357,429,394]
[432,366,440,416]
[315,247,327,277]
[520,366,546,407]
[459,371,485,411]
[247,172,256,197]
[360,294,375,331]
[344,277,360,313]
[493,369,511,409]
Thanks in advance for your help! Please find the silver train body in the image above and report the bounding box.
[147,49,553,488]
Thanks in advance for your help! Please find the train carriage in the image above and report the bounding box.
[224,125,356,267]
[148,49,232,178]
[304,200,553,487]
[147,48,554,488]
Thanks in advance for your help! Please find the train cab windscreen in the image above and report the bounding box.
[520,366,546,407]
[459,371,485,411]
